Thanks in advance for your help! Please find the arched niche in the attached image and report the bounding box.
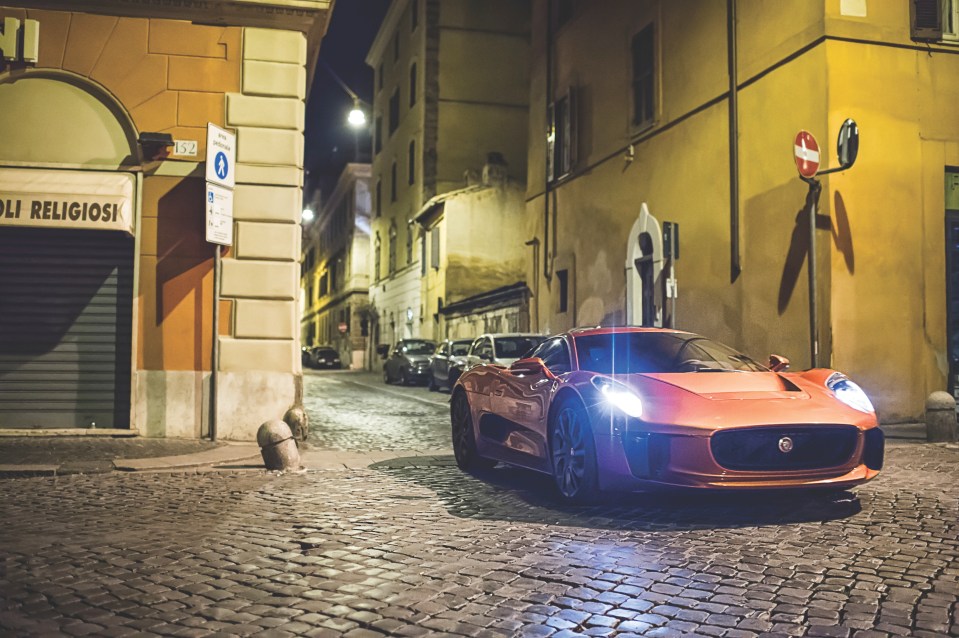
[0,70,139,169]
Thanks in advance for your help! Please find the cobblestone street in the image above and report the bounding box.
[1,371,958,637]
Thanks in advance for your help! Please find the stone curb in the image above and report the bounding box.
[114,444,262,471]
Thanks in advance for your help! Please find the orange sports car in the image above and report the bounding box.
[450,327,884,502]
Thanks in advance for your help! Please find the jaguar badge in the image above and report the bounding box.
[778,436,794,453]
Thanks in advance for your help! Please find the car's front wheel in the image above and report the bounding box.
[549,397,599,503]
[383,367,391,384]
[428,372,438,392]
[451,391,494,472]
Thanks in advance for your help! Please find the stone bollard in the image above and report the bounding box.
[925,391,958,443]
[257,420,301,470]
[283,406,309,443]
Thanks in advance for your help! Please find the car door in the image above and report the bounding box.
[386,343,402,378]
[432,342,448,379]
[490,337,572,461]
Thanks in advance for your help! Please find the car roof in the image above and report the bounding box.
[566,326,695,338]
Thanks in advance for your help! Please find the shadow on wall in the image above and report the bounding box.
[155,178,212,370]
[777,187,856,315]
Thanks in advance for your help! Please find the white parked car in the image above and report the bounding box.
[464,333,546,369]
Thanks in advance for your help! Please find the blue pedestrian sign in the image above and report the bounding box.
[205,123,236,189]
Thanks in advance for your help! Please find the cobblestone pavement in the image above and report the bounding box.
[303,370,451,451]
[2,373,957,637]
[0,437,223,465]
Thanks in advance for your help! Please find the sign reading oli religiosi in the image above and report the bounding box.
[0,168,135,234]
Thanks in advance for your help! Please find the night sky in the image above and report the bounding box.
[304,0,391,207]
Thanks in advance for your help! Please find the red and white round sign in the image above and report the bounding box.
[794,130,820,178]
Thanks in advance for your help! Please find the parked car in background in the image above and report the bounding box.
[428,338,473,392]
[309,346,342,369]
[465,333,545,370]
[383,339,437,385]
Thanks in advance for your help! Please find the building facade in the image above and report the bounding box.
[525,0,959,422]
[365,0,530,354]
[301,163,372,369]
[416,155,530,341]
[0,1,331,439]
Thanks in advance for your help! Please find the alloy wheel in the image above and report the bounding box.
[550,404,592,500]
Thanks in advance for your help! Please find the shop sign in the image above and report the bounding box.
[0,168,134,234]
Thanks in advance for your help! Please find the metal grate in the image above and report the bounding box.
[710,425,858,472]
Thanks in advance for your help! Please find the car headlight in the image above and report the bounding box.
[826,372,874,413]
[591,377,644,418]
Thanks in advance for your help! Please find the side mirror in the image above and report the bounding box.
[510,357,551,377]
[376,344,390,358]
[769,354,790,372]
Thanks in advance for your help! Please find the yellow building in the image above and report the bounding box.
[526,0,959,422]
[300,163,371,369]
[365,0,530,352]
[0,1,332,439]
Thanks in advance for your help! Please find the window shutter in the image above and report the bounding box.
[565,87,577,172]
[431,227,440,269]
[911,0,943,40]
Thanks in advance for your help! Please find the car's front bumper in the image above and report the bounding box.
[593,422,883,492]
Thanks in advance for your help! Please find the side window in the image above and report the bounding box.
[479,339,493,359]
[540,338,572,374]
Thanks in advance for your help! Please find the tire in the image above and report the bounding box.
[451,391,494,472]
[548,397,599,503]
[428,372,438,392]
[447,370,460,390]
[400,368,409,386]
[383,367,391,384]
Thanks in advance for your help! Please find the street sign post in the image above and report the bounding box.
[205,123,236,443]
[794,130,820,178]
[793,120,859,368]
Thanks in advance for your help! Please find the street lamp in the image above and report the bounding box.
[348,98,367,128]
[301,208,314,223]
[321,60,370,162]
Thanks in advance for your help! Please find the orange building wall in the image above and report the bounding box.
[0,7,244,372]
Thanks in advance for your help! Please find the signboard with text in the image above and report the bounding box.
[206,124,236,189]
[205,183,234,246]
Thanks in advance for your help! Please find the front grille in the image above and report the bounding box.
[863,428,884,470]
[710,425,858,471]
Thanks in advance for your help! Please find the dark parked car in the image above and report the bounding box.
[428,338,473,391]
[309,346,342,369]
[383,339,436,385]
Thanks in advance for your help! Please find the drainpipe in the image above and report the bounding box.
[526,237,540,330]
[544,0,553,283]
[727,0,741,281]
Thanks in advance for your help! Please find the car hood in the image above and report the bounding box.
[598,370,875,430]
[639,371,806,400]
[405,354,431,365]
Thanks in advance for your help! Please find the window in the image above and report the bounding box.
[910,0,958,40]
[375,179,381,217]
[374,233,381,281]
[631,25,655,127]
[409,63,417,107]
[329,260,337,293]
[411,0,418,30]
[557,269,569,313]
[319,271,328,296]
[374,115,382,154]
[408,140,415,184]
[406,223,413,265]
[535,338,572,374]
[389,89,399,135]
[430,226,440,269]
[421,235,427,275]
[391,161,397,201]
[389,224,397,274]
[547,89,576,182]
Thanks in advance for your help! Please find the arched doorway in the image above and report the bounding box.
[0,71,139,429]
[625,203,664,327]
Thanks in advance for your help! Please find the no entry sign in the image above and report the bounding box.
[794,130,820,178]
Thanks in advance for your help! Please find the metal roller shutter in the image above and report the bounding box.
[0,227,134,428]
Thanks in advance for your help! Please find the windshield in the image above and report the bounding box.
[494,336,545,359]
[575,333,766,374]
[450,341,471,356]
[401,341,435,355]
